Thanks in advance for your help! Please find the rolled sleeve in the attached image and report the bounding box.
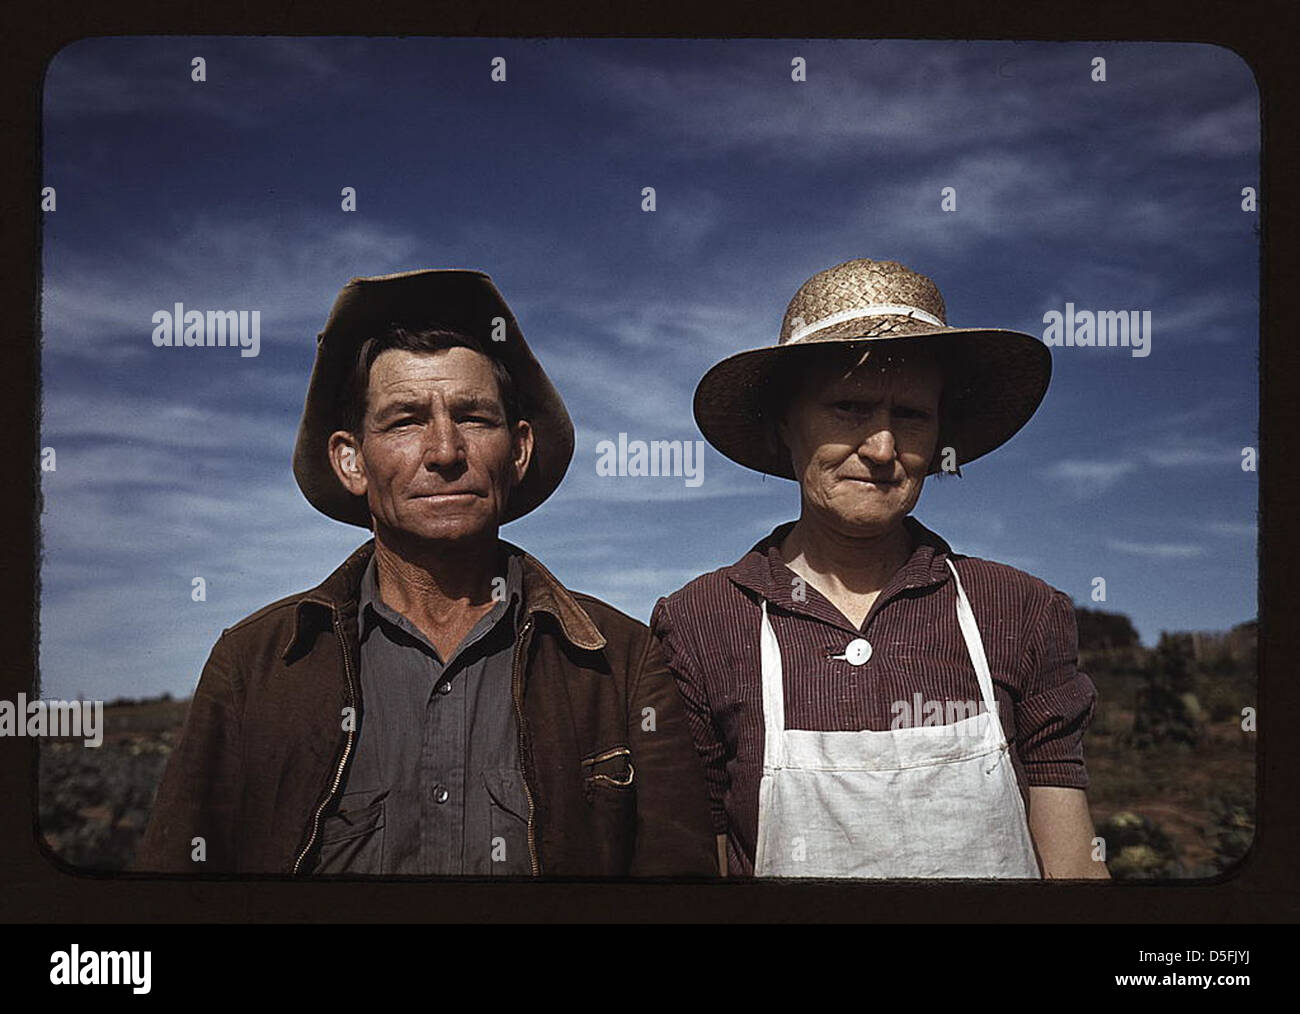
[650,596,730,837]
[1012,589,1097,790]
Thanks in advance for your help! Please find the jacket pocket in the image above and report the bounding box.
[581,746,637,874]
[581,745,635,792]
[315,790,386,874]
[483,769,529,875]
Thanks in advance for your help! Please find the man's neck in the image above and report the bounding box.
[370,530,505,657]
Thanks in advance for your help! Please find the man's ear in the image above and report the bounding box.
[328,430,367,496]
[511,419,535,486]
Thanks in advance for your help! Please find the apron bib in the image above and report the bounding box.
[753,558,1041,878]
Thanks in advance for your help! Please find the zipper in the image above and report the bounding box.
[511,616,540,876]
[291,608,357,875]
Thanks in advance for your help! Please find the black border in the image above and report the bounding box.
[4,0,1297,923]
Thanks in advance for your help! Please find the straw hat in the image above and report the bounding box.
[293,269,574,527]
[693,258,1052,478]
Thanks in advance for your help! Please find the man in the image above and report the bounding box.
[136,268,716,876]
[652,258,1108,879]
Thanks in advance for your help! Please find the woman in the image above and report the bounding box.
[651,258,1107,879]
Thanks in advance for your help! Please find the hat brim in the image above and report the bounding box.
[693,326,1052,479]
[293,269,574,528]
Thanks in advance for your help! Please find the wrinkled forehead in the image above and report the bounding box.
[800,344,944,399]
[368,346,498,395]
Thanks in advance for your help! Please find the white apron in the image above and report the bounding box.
[753,558,1041,878]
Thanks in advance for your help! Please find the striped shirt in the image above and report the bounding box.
[650,515,1097,877]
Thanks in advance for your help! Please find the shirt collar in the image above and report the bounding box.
[281,538,607,662]
[356,548,524,650]
[722,514,956,630]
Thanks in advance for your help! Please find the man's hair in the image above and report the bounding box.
[759,344,961,477]
[340,325,523,438]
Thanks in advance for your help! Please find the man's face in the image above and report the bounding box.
[778,350,942,537]
[330,346,532,546]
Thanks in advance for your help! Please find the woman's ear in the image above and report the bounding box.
[928,396,962,478]
[764,373,791,457]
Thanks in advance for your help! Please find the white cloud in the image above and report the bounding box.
[578,44,1051,161]
[44,37,369,124]
[1104,538,1206,559]
[41,388,291,455]
[41,214,427,360]
[1159,95,1259,158]
[1142,440,1248,468]
[1195,520,1256,538]
[1041,459,1137,493]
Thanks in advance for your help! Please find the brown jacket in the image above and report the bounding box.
[135,540,717,877]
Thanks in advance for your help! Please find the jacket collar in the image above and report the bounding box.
[510,539,607,651]
[722,514,956,630]
[281,538,606,661]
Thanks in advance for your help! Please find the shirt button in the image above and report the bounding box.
[437,681,452,695]
[432,785,449,804]
[844,638,872,666]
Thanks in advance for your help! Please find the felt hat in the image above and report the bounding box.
[294,268,573,526]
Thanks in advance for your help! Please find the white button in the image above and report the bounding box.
[844,638,872,666]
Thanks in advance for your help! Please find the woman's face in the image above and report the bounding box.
[778,350,943,538]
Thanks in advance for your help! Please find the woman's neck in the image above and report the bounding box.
[778,515,913,597]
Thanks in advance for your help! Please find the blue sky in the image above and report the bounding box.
[38,38,1259,700]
